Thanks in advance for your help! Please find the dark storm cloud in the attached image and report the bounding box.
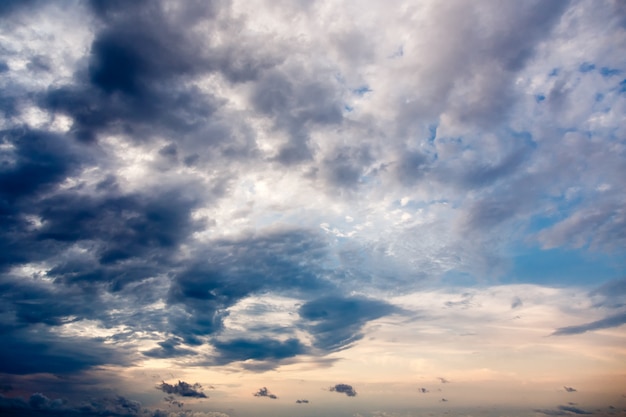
[167,227,333,344]
[41,0,277,154]
[254,387,278,399]
[157,381,207,398]
[143,339,196,359]
[0,128,83,269]
[552,311,626,335]
[298,295,398,351]
[329,384,357,397]
[0,328,129,375]
[210,338,307,365]
[0,393,165,417]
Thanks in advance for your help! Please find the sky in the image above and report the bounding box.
[0,0,625,416]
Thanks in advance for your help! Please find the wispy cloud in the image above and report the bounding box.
[553,311,626,335]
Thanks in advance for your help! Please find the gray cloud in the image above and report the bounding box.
[157,381,207,399]
[1,0,625,409]
[330,384,357,397]
[0,392,167,417]
[253,387,278,400]
[553,311,626,335]
[299,296,399,351]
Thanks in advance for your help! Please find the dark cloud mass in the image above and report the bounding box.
[0,393,165,417]
[157,381,207,398]
[330,384,357,397]
[299,296,399,351]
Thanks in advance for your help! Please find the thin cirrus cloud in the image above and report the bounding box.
[0,0,625,416]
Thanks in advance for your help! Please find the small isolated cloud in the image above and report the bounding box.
[296,399,309,404]
[254,387,278,399]
[330,384,357,397]
[564,386,577,392]
[157,380,207,398]
[418,388,429,393]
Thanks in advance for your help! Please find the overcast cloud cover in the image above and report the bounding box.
[1,0,625,416]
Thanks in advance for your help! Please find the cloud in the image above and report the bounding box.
[143,338,197,359]
[590,278,626,309]
[253,387,278,399]
[163,396,184,409]
[210,337,306,366]
[1,0,625,410]
[0,393,164,417]
[557,405,593,415]
[157,381,207,398]
[299,296,399,351]
[552,311,626,335]
[330,384,357,397]
[535,405,594,416]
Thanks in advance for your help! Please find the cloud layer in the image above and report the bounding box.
[0,0,625,415]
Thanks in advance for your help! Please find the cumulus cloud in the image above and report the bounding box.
[157,381,207,398]
[330,384,357,397]
[253,387,278,399]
